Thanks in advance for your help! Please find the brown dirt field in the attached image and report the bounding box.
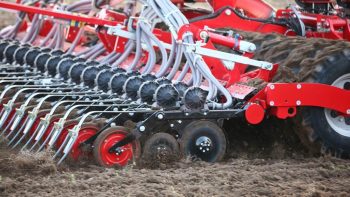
[1,143,350,197]
[1,119,350,197]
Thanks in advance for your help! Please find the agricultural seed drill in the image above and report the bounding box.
[0,0,348,167]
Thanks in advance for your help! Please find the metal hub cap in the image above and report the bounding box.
[195,136,212,153]
[325,73,350,137]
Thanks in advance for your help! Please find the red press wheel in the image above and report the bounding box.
[69,122,100,161]
[93,126,140,168]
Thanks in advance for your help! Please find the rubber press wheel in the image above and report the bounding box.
[93,126,141,168]
[142,132,180,163]
[180,120,227,162]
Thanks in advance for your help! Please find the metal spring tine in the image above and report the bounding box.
[37,124,55,152]
[6,110,26,137]
[30,118,50,151]
[53,133,69,160]
[3,114,17,139]
[46,102,129,149]
[7,116,29,146]
[19,117,43,150]
[0,108,13,135]
[5,95,41,138]
[0,107,6,119]
[11,131,28,150]
[21,124,41,151]
[6,89,62,139]
[11,116,36,149]
[32,97,95,151]
[48,122,65,150]
[56,107,147,164]
[36,98,107,151]
[46,105,89,149]
[57,126,80,165]
[0,89,44,132]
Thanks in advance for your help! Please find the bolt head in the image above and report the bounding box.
[225,9,232,15]
[297,84,302,89]
[296,100,301,106]
[139,126,146,132]
[269,101,275,106]
[199,31,209,40]
[270,85,275,90]
[347,109,350,115]
[157,114,164,120]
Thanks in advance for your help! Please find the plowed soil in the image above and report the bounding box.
[1,119,350,197]
[1,148,350,197]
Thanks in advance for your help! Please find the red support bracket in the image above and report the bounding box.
[265,83,350,119]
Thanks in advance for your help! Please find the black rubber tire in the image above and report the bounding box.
[301,50,350,157]
[93,126,141,168]
[142,132,180,163]
[180,120,226,162]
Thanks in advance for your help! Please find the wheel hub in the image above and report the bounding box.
[100,133,133,166]
[114,147,125,155]
[195,136,212,153]
[155,144,171,157]
[325,73,350,137]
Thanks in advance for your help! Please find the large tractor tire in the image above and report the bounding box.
[247,33,350,157]
[300,51,350,157]
[220,28,350,157]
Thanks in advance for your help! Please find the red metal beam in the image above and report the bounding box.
[0,1,119,26]
[266,83,350,115]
